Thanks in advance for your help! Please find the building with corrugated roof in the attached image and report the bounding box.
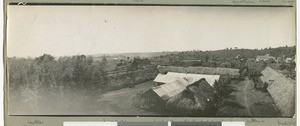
[153,73,182,86]
[152,78,190,101]
[153,72,220,87]
[166,72,220,87]
[138,78,214,110]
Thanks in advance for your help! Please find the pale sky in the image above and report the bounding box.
[7,6,295,57]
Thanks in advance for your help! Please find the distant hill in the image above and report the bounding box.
[79,46,296,62]
[91,51,176,59]
[156,46,296,61]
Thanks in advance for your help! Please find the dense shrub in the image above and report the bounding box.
[279,64,287,70]
[213,76,243,115]
[8,54,108,102]
[214,76,235,99]
[220,62,231,68]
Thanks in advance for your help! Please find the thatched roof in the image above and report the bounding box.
[165,79,215,115]
[260,67,285,86]
[158,66,239,77]
[260,67,295,117]
[267,74,295,117]
[137,89,166,109]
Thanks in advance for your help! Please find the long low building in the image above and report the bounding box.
[154,72,220,87]
[260,67,295,117]
[153,73,182,84]
[260,67,285,86]
[158,66,240,77]
[167,72,220,87]
[152,78,190,101]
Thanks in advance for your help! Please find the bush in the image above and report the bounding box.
[8,54,109,100]
[213,76,244,116]
[279,64,287,70]
[214,76,236,99]
[220,62,231,68]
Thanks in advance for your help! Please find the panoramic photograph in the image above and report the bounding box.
[7,6,295,117]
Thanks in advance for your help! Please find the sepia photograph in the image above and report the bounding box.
[6,5,295,117]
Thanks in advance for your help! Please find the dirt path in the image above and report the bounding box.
[218,78,281,117]
[242,77,253,116]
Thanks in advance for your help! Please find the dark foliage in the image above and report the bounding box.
[248,68,262,89]
[213,76,244,114]
[220,100,245,109]
[8,54,108,104]
[127,58,151,71]
[214,76,236,99]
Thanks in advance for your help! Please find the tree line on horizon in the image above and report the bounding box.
[157,46,295,61]
[152,46,295,68]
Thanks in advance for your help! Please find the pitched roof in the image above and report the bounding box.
[153,73,181,84]
[151,78,189,101]
[260,67,295,117]
[166,72,220,87]
[158,66,239,77]
[260,67,284,85]
[267,76,295,117]
[165,79,215,115]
